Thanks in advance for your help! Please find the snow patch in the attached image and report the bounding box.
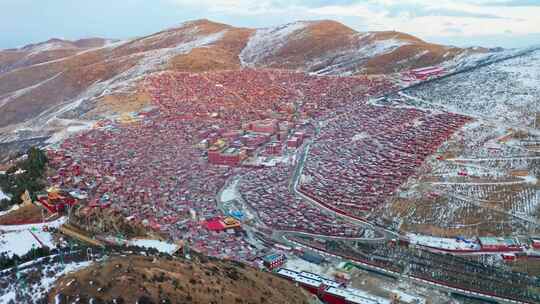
[524,175,538,185]
[128,239,178,254]
[309,37,410,75]
[104,29,226,95]
[351,132,369,142]
[402,48,540,128]
[0,189,10,201]
[0,230,43,258]
[220,179,240,202]
[284,257,328,277]
[240,21,308,66]
[359,39,409,58]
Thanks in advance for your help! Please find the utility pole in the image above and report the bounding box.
[183,239,191,260]
[87,248,93,261]
[530,100,539,130]
[67,204,73,223]
[59,249,65,266]
[15,261,28,293]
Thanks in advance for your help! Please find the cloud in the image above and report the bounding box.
[480,0,540,6]
[416,8,507,19]
[445,27,464,34]
[384,5,507,19]
[274,0,359,8]
[166,0,529,20]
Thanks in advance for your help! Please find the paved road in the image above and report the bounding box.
[216,173,386,247]
[288,122,399,241]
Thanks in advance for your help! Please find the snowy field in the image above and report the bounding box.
[427,124,539,229]
[402,48,540,128]
[389,124,540,236]
[0,230,55,258]
[127,239,178,254]
[0,260,91,304]
[0,217,65,258]
[385,49,540,237]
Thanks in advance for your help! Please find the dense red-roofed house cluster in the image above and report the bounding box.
[299,105,471,220]
[47,68,446,260]
[239,165,366,238]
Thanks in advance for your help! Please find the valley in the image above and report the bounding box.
[0,19,539,304]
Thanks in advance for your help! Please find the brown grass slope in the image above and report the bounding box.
[0,38,111,74]
[261,20,464,74]
[169,26,254,72]
[364,42,462,74]
[48,255,311,304]
[0,47,139,128]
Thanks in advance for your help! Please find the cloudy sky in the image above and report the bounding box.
[2,0,539,49]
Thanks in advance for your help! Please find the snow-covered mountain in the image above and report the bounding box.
[402,46,540,128]
[239,20,470,75]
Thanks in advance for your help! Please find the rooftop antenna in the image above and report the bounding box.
[534,105,538,129]
[184,239,191,260]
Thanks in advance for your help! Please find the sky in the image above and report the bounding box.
[2,0,540,49]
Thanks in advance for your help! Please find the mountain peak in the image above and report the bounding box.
[305,19,355,30]
[171,18,234,32]
[367,30,426,44]
[15,37,112,53]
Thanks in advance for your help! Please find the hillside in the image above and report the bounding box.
[0,19,483,154]
[382,47,540,237]
[0,38,114,74]
[48,254,311,304]
[239,20,465,75]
